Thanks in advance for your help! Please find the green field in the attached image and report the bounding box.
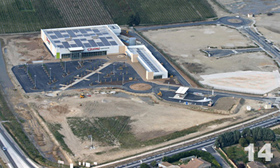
[100,0,217,25]
[0,0,217,34]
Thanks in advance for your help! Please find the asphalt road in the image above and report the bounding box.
[241,27,280,60]
[116,115,280,168]
[205,146,230,168]
[203,48,262,58]
[136,16,252,32]
[0,44,37,168]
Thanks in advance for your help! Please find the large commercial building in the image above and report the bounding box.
[41,24,126,59]
[127,45,168,79]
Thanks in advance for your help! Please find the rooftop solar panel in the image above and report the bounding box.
[54,40,60,43]
[100,37,110,46]
[50,35,58,39]
[54,31,63,38]
[62,42,71,48]
[74,39,84,47]
[97,42,105,46]
[46,31,53,34]
[137,49,159,72]
[66,30,77,37]
[110,41,118,46]
[80,38,87,41]
[83,34,90,37]
[85,28,91,31]
[60,30,66,33]
[57,45,64,48]
[63,34,70,38]
[71,44,78,47]
[73,30,79,33]
[92,29,100,33]
[83,43,91,48]
[106,37,113,39]
[79,29,87,34]
[88,40,98,47]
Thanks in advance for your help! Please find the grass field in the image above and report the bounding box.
[67,116,136,147]
[67,117,231,149]
[0,0,216,34]
[100,0,217,25]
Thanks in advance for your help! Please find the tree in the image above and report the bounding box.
[233,130,241,144]
[134,12,141,25]
[140,163,150,168]
[237,163,245,168]
[127,14,135,26]
[242,128,252,138]
[150,160,157,167]
[246,136,254,144]
[239,137,248,147]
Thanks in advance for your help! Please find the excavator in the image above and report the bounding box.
[157,91,162,97]
[80,93,85,98]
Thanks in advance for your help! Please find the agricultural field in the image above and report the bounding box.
[0,0,217,34]
[101,0,217,25]
[0,0,113,34]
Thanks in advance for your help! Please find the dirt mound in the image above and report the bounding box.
[130,83,152,91]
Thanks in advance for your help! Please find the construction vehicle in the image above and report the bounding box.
[157,91,162,97]
[80,93,85,98]
[129,77,133,81]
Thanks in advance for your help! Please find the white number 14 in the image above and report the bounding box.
[244,143,273,161]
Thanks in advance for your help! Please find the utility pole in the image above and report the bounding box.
[65,61,67,74]
[49,68,52,80]
[34,75,36,89]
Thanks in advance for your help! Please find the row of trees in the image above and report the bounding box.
[215,127,276,148]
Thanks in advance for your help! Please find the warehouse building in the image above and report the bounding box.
[126,45,168,79]
[41,24,125,59]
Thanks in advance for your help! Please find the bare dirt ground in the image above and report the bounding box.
[200,70,280,94]
[130,83,152,91]
[26,88,266,163]
[1,34,53,66]
[142,25,276,77]
[255,13,280,48]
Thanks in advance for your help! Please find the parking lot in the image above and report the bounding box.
[12,59,142,93]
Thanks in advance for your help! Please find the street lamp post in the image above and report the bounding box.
[49,68,52,80]
[34,75,36,89]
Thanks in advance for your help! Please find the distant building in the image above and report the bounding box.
[246,161,267,168]
[179,155,196,162]
[158,162,180,168]
[247,13,254,18]
[183,158,211,168]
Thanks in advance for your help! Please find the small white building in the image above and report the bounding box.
[126,45,168,80]
[173,86,189,99]
[41,24,125,59]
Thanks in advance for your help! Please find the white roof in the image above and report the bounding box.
[42,24,124,50]
[175,87,189,94]
[128,45,168,78]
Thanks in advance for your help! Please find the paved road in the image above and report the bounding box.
[0,44,37,168]
[241,27,280,60]
[203,48,262,58]
[205,146,230,168]
[115,116,280,168]
[136,16,252,32]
